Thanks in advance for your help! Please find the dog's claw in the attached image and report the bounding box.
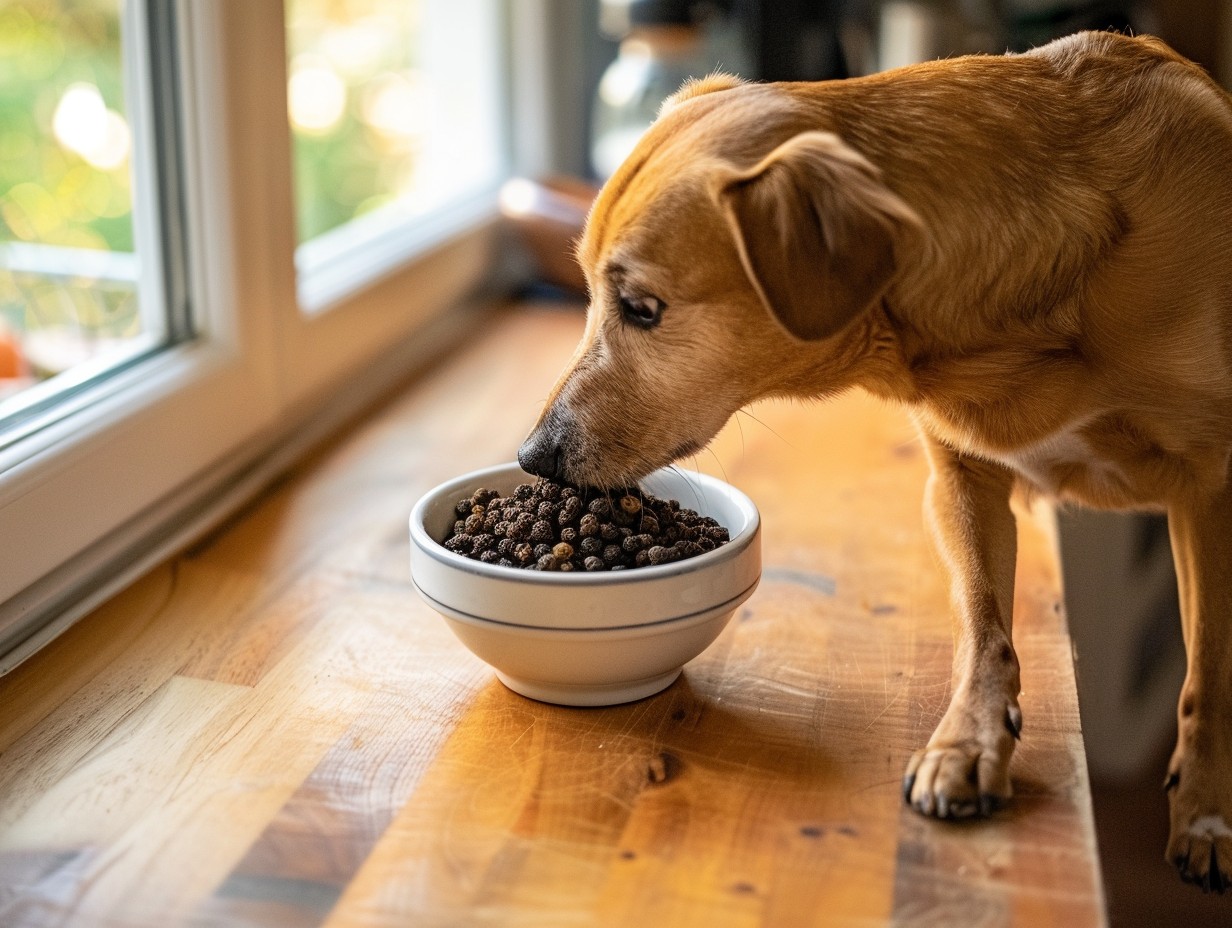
[1174,849,1192,880]
[902,771,917,804]
[979,793,1006,817]
[1004,706,1022,740]
[933,794,979,819]
[948,799,978,818]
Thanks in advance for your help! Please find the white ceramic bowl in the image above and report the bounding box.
[409,462,761,706]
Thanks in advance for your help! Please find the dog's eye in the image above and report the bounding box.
[619,294,665,329]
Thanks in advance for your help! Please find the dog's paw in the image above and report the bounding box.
[902,700,1021,819]
[1166,759,1232,893]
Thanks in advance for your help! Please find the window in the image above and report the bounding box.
[286,0,506,311]
[0,0,188,445]
[0,1,524,672]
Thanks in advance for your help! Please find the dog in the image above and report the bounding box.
[517,31,1232,891]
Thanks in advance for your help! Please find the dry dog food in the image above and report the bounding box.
[442,481,729,571]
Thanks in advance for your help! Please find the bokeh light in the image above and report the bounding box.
[360,71,427,145]
[288,56,348,134]
[52,83,107,157]
[52,83,131,171]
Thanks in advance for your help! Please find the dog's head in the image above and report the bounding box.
[519,77,922,488]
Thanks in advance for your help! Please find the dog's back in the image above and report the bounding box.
[788,32,1232,507]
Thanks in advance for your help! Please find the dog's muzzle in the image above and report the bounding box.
[518,404,573,481]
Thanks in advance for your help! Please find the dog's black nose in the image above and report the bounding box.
[518,406,570,480]
[518,433,563,480]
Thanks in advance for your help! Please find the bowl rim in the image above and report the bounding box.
[409,461,760,586]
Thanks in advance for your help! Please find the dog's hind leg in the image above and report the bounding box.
[904,432,1022,819]
[1164,483,1232,893]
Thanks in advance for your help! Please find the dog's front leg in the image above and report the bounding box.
[1164,484,1232,892]
[904,433,1021,819]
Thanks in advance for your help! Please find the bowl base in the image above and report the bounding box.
[494,668,682,707]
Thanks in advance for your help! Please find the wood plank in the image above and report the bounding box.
[0,303,1106,927]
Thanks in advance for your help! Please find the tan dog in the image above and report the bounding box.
[518,31,1232,891]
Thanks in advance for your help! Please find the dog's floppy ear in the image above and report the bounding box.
[716,131,921,341]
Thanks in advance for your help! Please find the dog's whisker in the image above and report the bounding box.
[737,407,793,448]
[665,463,694,502]
[672,454,703,511]
[704,443,729,486]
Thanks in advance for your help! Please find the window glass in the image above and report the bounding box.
[0,0,161,425]
[286,0,504,247]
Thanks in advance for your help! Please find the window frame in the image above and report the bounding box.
[0,0,544,671]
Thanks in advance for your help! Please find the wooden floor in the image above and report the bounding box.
[0,302,1106,927]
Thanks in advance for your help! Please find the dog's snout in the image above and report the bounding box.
[518,406,571,480]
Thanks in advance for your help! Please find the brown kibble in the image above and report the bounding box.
[445,534,472,553]
[675,540,703,558]
[558,496,582,525]
[622,533,653,553]
[440,480,728,571]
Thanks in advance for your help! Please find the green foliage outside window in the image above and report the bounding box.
[287,0,422,244]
